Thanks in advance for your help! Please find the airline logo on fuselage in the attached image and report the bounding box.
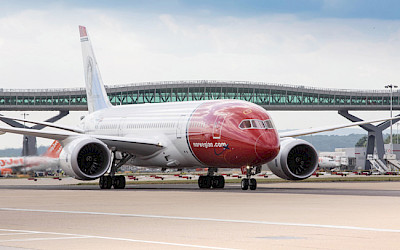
[192,142,228,149]
[0,158,24,167]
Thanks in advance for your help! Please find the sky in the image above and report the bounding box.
[1,0,400,149]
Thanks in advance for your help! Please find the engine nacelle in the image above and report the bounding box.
[267,138,318,180]
[59,137,111,180]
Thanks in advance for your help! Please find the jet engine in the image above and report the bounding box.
[59,137,111,180]
[267,138,318,180]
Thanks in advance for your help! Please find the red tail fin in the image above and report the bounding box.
[43,140,62,158]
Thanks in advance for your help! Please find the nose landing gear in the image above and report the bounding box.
[241,166,260,190]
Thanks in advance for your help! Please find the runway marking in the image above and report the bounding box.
[1,207,400,234]
[0,236,90,242]
[0,232,39,236]
[0,228,236,249]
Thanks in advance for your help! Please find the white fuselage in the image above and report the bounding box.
[80,101,206,168]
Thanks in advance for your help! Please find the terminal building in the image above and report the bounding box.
[1,80,399,171]
[320,144,400,172]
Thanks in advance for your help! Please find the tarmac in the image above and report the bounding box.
[0,177,400,249]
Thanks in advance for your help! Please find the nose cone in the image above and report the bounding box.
[255,131,280,164]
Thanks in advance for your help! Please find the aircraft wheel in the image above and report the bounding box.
[217,176,225,188]
[211,176,218,188]
[113,175,126,189]
[241,178,249,190]
[99,175,112,189]
[198,176,212,189]
[249,178,257,190]
[211,176,225,189]
[99,176,106,189]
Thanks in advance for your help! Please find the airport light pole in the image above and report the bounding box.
[21,113,29,128]
[385,84,398,154]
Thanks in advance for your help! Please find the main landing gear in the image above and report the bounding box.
[241,166,260,191]
[99,152,134,190]
[198,167,225,189]
[99,175,126,189]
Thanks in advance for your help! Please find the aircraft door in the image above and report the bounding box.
[176,115,187,139]
[118,117,127,137]
[213,114,226,139]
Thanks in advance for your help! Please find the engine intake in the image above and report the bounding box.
[59,137,111,180]
[267,138,318,180]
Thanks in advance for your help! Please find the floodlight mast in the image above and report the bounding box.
[385,84,398,155]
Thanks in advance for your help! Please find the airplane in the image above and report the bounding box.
[0,26,396,190]
[0,140,62,176]
[318,156,340,169]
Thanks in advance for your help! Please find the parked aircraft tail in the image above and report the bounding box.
[79,26,112,113]
[42,140,62,158]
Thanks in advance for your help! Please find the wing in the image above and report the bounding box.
[279,117,398,138]
[0,125,77,141]
[0,126,163,156]
[0,115,84,133]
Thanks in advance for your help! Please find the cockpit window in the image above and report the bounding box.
[239,120,252,129]
[264,120,274,129]
[239,119,275,130]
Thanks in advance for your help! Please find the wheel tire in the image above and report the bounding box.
[211,176,225,189]
[213,176,225,189]
[198,176,205,188]
[211,176,219,188]
[249,178,257,190]
[113,175,126,189]
[99,176,105,189]
[217,176,225,188]
[99,176,112,189]
[105,176,112,189]
[198,176,212,189]
[241,178,249,190]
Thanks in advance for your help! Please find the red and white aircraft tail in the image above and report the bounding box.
[42,140,63,159]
